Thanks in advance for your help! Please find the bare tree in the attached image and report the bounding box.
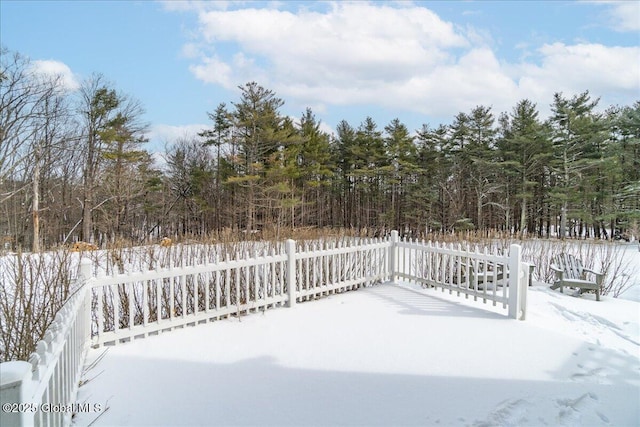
[0,48,77,250]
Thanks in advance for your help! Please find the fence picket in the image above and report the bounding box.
[113,284,120,342]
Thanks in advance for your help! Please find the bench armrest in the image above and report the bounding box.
[550,264,564,281]
[582,267,604,286]
[550,265,563,274]
[582,267,602,276]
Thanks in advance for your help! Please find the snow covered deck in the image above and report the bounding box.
[75,283,639,426]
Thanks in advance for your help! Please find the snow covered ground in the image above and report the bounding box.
[74,279,639,426]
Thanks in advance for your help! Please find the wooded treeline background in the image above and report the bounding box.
[1,48,639,251]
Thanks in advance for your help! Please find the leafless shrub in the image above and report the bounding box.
[10,230,633,360]
[463,237,635,298]
[0,249,76,361]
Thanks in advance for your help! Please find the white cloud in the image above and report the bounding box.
[30,60,80,91]
[580,1,639,32]
[180,2,640,122]
[147,123,208,150]
[533,43,638,90]
[190,3,468,107]
[180,43,202,59]
[515,43,640,115]
[189,56,234,87]
[601,1,640,32]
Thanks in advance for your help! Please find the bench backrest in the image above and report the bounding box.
[554,253,584,279]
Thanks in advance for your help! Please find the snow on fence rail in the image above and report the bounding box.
[1,231,527,426]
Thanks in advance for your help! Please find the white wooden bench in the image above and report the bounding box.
[550,253,603,301]
[457,259,535,290]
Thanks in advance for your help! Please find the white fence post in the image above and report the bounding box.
[0,361,34,427]
[508,244,523,320]
[79,258,93,342]
[286,239,296,307]
[388,230,398,283]
[519,263,531,321]
[78,257,92,283]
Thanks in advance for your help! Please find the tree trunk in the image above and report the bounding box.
[32,151,40,252]
[519,197,527,238]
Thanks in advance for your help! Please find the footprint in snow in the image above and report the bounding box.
[596,411,610,423]
[556,392,603,425]
[473,398,531,427]
[571,367,610,384]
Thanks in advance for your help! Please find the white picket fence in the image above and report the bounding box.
[0,232,528,426]
[89,237,391,347]
[393,236,530,319]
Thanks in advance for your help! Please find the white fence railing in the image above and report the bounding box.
[294,238,389,300]
[0,259,92,427]
[392,233,529,320]
[0,232,528,426]
[90,238,391,347]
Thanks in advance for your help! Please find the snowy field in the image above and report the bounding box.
[618,242,640,302]
[75,280,639,426]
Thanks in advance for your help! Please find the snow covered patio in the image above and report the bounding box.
[75,283,639,426]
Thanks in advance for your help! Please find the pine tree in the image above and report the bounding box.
[78,75,126,243]
[383,118,417,231]
[297,108,333,227]
[201,102,232,231]
[333,120,358,227]
[354,117,385,229]
[497,99,551,236]
[99,98,148,241]
[446,112,473,230]
[466,106,499,230]
[605,103,640,238]
[415,124,450,232]
[229,82,286,231]
[549,91,602,238]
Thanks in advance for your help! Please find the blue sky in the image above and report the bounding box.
[2,1,639,152]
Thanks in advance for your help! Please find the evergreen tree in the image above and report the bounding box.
[78,75,145,243]
[383,118,417,231]
[446,112,473,230]
[415,124,450,231]
[497,99,551,236]
[297,108,333,227]
[607,103,640,237]
[354,117,385,229]
[466,106,499,230]
[229,82,286,231]
[200,102,232,231]
[549,91,602,238]
[98,99,148,241]
[333,120,358,227]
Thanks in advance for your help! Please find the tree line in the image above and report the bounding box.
[1,47,639,251]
